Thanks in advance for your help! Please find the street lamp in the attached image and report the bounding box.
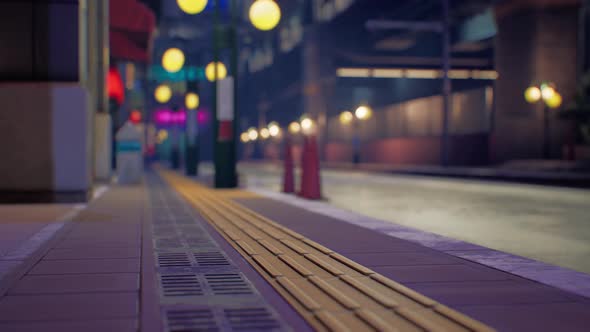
[162,48,185,73]
[340,105,373,164]
[240,132,250,143]
[154,84,172,103]
[288,121,301,135]
[260,127,270,139]
[184,0,281,187]
[177,0,208,14]
[247,127,259,141]
[268,122,280,137]
[205,61,227,82]
[525,82,563,159]
[249,0,281,31]
[185,92,199,110]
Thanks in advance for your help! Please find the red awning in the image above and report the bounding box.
[110,0,156,63]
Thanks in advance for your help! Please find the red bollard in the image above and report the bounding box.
[298,136,309,197]
[298,135,322,200]
[283,137,295,193]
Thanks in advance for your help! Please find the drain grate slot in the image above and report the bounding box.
[157,238,184,249]
[194,252,231,267]
[205,273,254,296]
[166,309,219,332]
[161,274,204,297]
[224,307,281,331]
[158,253,192,268]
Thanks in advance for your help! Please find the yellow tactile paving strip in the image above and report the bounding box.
[160,170,495,332]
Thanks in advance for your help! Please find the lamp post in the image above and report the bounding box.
[181,0,281,188]
[185,90,200,176]
[340,105,373,164]
[524,83,563,159]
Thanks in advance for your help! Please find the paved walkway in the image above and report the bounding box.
[234,196,590,331]
[1,169,589,331]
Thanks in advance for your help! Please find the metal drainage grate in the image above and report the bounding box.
[158,253,192,268]
[194,252,231,267]
[166,309,219,332]
[186,237,215,247]
[224,307,282,332]
[161,274,204,297]
[156,238,184,249]
[205,273,254,296]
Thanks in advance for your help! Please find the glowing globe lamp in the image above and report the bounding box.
[339,111,353,125]
[177,0,208,14]
[249,0,281,31]
[260,128,270,139]
[205,61,227,82]
[541,85,556,101]
[185,92,199,110]
[524,86,541,103]
[268,122,280,137]
[546,92,563,109]
[162,48,185,73]
[247,127,259,141]
[355,105,373,120]
[288,122,301,134]
[155,84,172,103]
[240,132,250,143]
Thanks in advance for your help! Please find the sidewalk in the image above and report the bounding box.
[1,169,589,331]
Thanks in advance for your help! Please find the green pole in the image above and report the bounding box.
[213,0,238,188]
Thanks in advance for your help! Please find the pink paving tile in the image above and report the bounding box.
[55,239,140,248]
[0,293,138,321]
[28,259,140,274]
[373,263,514,283]
[43,247,140,260]
[458,302,590,332]
[8,273,139,294]
[344,251,462,266]
[0,319,137,332]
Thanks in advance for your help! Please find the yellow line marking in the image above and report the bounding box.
[340,275,399,308]
[280,239,309,255]
[235,240,257,256]
[252,255,283,278]
[277,277,322,311]
[308,276,361,310]
[257,240,284,256]
[356,309,398,332]
[279,255,315,277]
[330,253,375,276]
[315,311,352,332]
[304,254,344,276]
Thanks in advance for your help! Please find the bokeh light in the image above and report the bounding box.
[355,105,373,120]
[524,86,542,103]
[185,92,199,110]
[205,61,228,82]
[248,127,259,141]
[177,0,208,15]
[249,0,281,31]
[154,84,172,103]
[339,111,354,125]
[162,48,185,73]
[288,121,301,134]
